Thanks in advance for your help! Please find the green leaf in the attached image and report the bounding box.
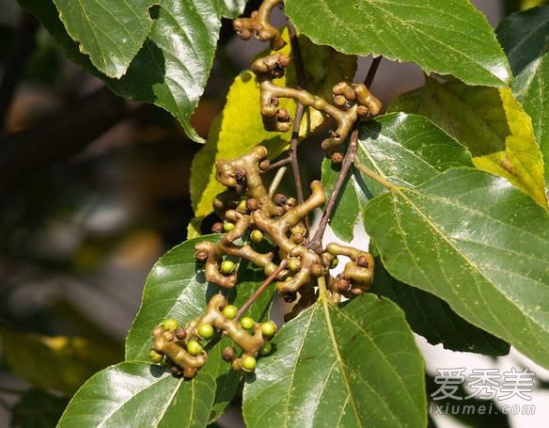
[19,0,223,143]
[322,113,474,241]
[57,362,216,427]
[284,0,511,87]
[11,390,67,428]
[243,294,426,427]
[372,259,509,355]
[191,31,356,217]
[364,168,549,368]
[497,6,549,185]
[52,0,154,78]
[217,0,247,18]
[0,328,120,395]
[125,235,275,421]
[389,78,548,207]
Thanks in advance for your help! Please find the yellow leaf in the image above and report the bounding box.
[389,78,547,207]
[190,29,357,217]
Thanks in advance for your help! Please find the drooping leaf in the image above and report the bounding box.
[284,0,512,87]
[125,235,275,421]
[497,6,549,185]
[372,259,509,356]
[243,294,426,427]
[11,390,68,428]
[364,168,549,368]
[51,0,155,78]
[322,113,474,241]
[191,31,356,217]
[389,78,547,207]
[19,0,223,142]
[0,327,120,395]
[57,362,215,427]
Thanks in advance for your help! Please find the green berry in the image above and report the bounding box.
[236,198,248,212]
[241,356,257,371]
[330,257,339,269]
[288,257,302,272]
[220,260,235,275]
[198,323,215,339]
[259,342,272,355]
[160,319,178,331]
[261,321,277,337]
[222,305,238,320]
[240,316,255,330]
[223,220,235,232]
[187,340,203,356]
[250,229,264,243]
[291,224,306,235]
[149,349,164,364]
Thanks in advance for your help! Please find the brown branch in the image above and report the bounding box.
[308,129,359,252]
[236,259,288,320]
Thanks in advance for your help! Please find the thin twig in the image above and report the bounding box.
[269,165,288,197]
[308,129,359,251]
[364,56,382,89]
[266,156,292,171]
[286,20,310,232]
[236,260,288,320]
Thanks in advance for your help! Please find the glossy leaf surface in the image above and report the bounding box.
[372,260,509,355]
[19,0,223,142]
[322,113,473,241]
[243,294,426,427]
[390,78,547,206]
[57,363,215,427]
[364,168,549,368]
[52,0,154,78]
[285,0,511,87]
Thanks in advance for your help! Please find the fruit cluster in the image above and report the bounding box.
[149,294,277,378]
[252,53,382,163]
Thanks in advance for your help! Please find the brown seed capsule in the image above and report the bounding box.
[321,139,332,152]
[211,222,223,234]
[278,55,291,68]
[311,263,324,277]
[333,95,347,107]
[335,277,351,293]
[246,197,260,211]
[175,328,187,341]
[171,365,183,377]
[222,346,237,363]
[292,232,305,244]
[273,193,287,206]
[235,168,247,181]
[332,82,348,95]
[183,367,197,378]
[259,160,271,171]
[357,105,370,117]
[277,108,291,122]
[344,87,357,101]
[356,255,369,268]
[331,152,344,164]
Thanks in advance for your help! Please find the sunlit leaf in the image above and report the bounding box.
[389,78,547,207]
[243,294,426,427]
[285,0,511,87]
[364,168,549,368]
[57,363,215,427]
